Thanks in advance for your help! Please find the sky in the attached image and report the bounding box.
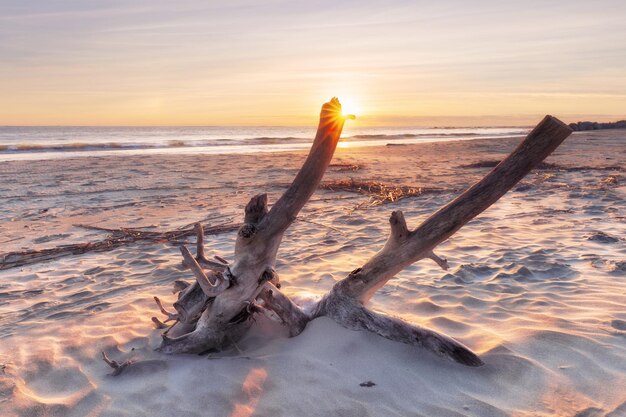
[1,0,625,126]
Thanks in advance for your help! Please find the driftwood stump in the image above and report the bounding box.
[143,97,572,366]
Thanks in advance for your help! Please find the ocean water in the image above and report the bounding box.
[0,125,528,161]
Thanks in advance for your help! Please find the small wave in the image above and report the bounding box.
[251,136,302,143]
[3,142,131,153]
[344,132,522,140]
[251,130,525,142]
[1,141,203,154]
[168,140,186,147]
[0,128,526,156]
[348,133,420,139]
[0,138,310,154]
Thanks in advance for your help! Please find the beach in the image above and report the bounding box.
[0,130,625,416]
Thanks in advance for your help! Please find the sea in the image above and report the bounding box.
[0,125,529,162]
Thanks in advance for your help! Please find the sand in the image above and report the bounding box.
[0,130,625,417]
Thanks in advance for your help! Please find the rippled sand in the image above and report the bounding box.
[0,130,625,416]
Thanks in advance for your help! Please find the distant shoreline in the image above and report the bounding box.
[0,126,527,162]
[569,120,626,131]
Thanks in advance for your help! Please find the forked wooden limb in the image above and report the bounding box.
[183,223,227,271]
[308,115,572,365]
[315,292,482,366]
[102,351,133,376]
[259,98,347,240]
[179,246,229,296]
[334,115,572,304]
[153,98,349,355]
[195,223,207,261]
[258,283,310,337]
[153,296,178,322]
[140,99,571,368]
[428,251,449,271]
[173,282,210,324]
[151,317,169,329]
[172,279,190,293]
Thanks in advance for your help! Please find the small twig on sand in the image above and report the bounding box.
[151,317,170,329]
[153,296,179,322]
[329,163,363,172]
[101,351,133,376]
[0,237,23,245]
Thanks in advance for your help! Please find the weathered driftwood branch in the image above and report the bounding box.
[260,98,347,239]
[155,98,349,354]
[187,223,227,271]
[310,115,571,365]
[125,100,571,372]
[102,351,133,376]
[334,115,573,303]
[179,246,228,296]
[0,221,239,270]
[258,283,310,337]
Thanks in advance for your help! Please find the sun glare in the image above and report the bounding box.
[339,97,359,119]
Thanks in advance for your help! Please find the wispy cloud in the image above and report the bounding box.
[1,0,625,125]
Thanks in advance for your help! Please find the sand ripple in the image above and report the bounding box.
[1,132,625,416]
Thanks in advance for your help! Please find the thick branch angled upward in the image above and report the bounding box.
[117,98,571,371]
[335,115,573,303]
[154,98,349,355]
[312,115,571,366]
[259,98,347,239]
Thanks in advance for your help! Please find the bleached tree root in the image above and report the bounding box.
[258,283,310,336]
[102,351,133,376]
[315,292,482,366]
[128,100,572,369]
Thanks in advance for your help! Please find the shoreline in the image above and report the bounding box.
[1,131,622,255]
[0,133,528,162]
[0,125,531,162]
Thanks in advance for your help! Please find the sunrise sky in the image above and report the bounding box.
[1,0,625,126]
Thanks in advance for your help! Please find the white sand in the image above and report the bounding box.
[0,131,625,416]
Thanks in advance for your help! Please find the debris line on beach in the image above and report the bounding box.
[320,178,446,208]
[0,222,240,270]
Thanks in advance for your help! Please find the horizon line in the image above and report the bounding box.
[1,114,624,129]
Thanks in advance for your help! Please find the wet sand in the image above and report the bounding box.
[0,130,625,417]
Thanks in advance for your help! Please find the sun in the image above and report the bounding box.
[339,97,359,120]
